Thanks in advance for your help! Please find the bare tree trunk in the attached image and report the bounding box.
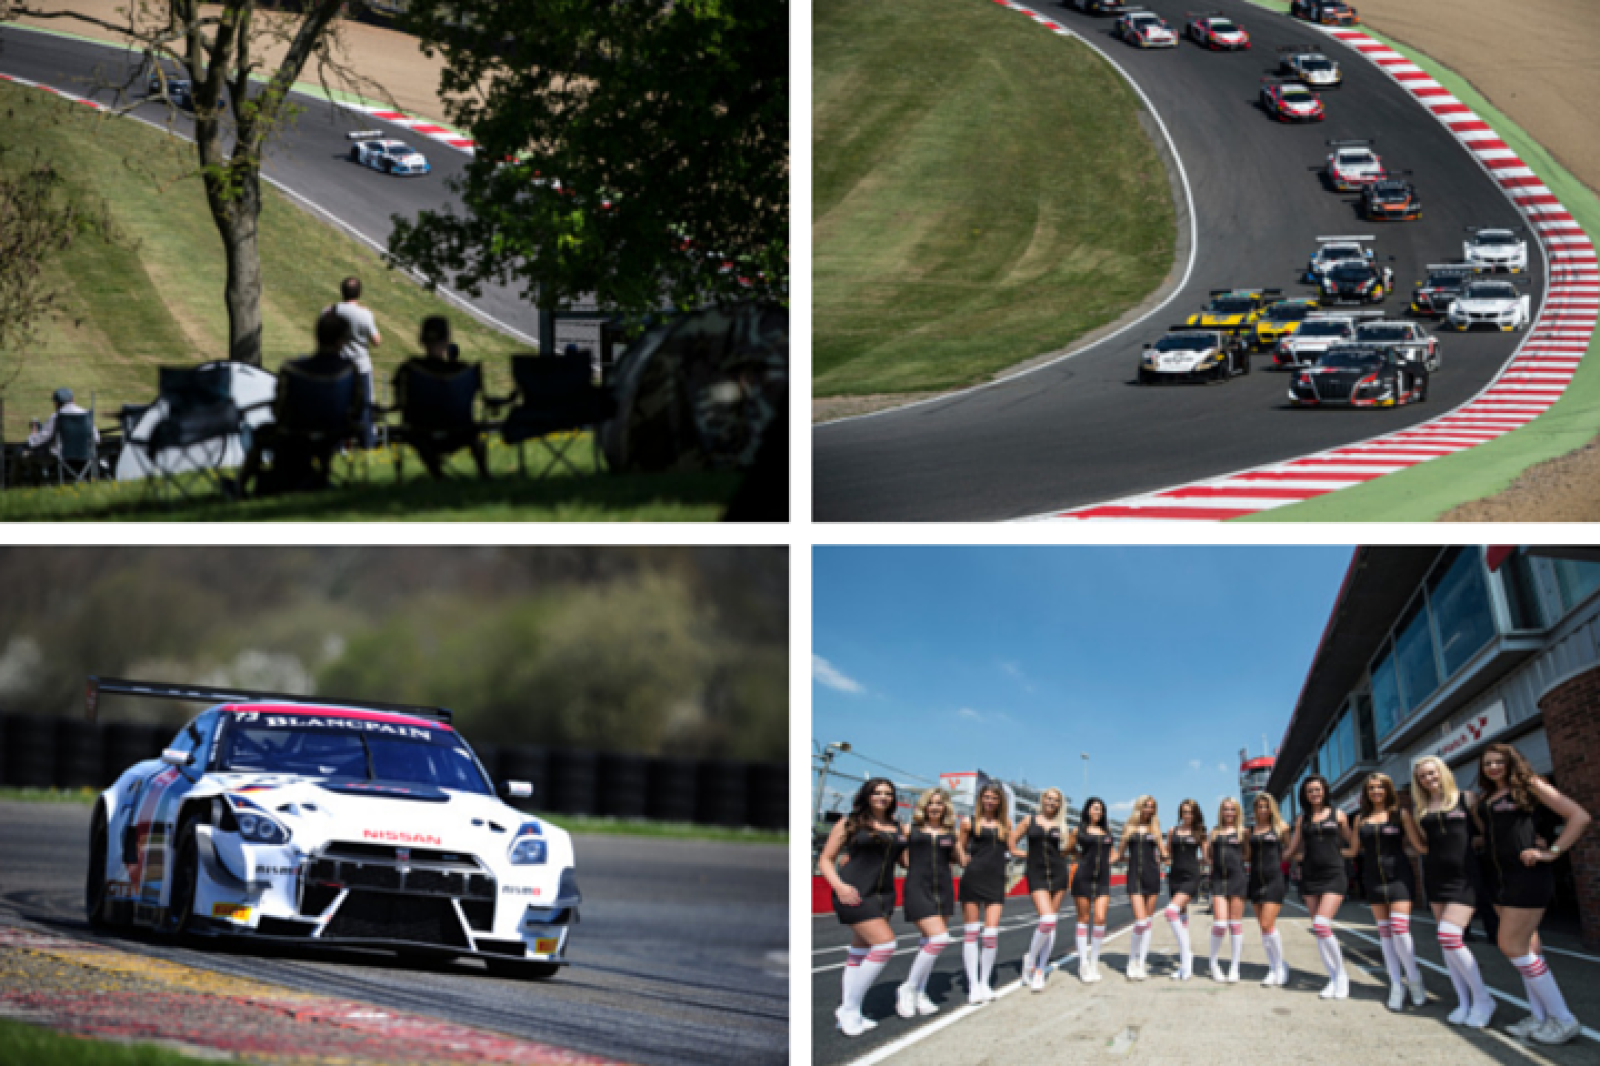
[210,174,265,365]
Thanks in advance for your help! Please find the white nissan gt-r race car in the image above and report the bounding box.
[85,677,577,979]
[347,131,431,176]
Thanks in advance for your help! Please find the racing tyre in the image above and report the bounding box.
[1138,369,1154,386]
[349,147,359,162]
[486,959,561,981]
[164,818,201,937]
[86,804,120,929]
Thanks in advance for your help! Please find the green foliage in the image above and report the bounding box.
[0,1018,221,1066]
[390,0,787,313]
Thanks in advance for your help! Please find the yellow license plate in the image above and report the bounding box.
[211,903,251,921]
[535,937,560,955]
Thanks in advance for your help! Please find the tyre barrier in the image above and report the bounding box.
[0,716,787,829]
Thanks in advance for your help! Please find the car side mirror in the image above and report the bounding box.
[161,748,192,767]
[499,780,534,800]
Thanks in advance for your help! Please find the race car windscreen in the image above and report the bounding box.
[1358,325,1411,341]
[1206,298,1254,315]
[219,713,492,795]
[1320,350,1384,369]
[1265,304,1312,322]
[1302,59,1333,70]
[1283,88,1315,102]
[1321,247,1362,263]
[1426,272,1468,288]
[1330,263,1375,282]
[1213,20,1237,31]
[1299,321,1352,337]
[1156,334,1216,352]
[1463,282,1517,300]
[1475,232,1516,246]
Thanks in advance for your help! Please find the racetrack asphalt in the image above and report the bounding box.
[0,26,543,346]
[0,801,787,1066]
[812,0,1546,521]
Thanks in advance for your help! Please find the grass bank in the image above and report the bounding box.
[0,1017,219,1066]
[813,0,1175,399]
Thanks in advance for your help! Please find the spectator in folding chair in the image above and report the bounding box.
[27,387,101,484]
[388,316,495,480]
[232,311,365,498]
[500,349,616,479]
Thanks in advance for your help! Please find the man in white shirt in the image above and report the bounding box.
[332,276,382,448]
[35,387,99,459]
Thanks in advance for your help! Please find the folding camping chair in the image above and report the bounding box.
[131,366,255,500]
[51,409,101,485]
[266,361,364,488]
[500,354,617,478]
[385,361,495,481]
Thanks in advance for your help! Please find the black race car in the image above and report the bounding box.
[1069,0,1126,13]
[1288,345,1427,408]
[1318,260,1394,305]
[1410,263,1474,317]
[1361,178,1422,221]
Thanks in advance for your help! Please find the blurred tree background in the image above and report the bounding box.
[0,547,786,762]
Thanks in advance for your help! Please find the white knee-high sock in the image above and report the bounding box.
[1039,916,1058,970]
[1389,914,1422,984]
[1437,922,1487,1011]
[1076,922,1089,961]
[1262,929,1284,974]
[962,923,982,991]
[845,940,896,1012]
[1311,916,1345,981]
[1513,954,1575,1024]
[1228,921,1243,969]
[1090,925,1106,966]
[1376,920,1402,984]
[907,933,951,993]
[843,946,870,1006]
[1166,906,1191,971]
[1209,922,1226,966]
[979,926,999,986]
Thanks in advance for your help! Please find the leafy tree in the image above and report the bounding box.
[388,0,787,337]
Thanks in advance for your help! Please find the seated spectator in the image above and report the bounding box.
[391,316,490,480]
[31,387,100,458]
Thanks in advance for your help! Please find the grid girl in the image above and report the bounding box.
[818,777,905,1037]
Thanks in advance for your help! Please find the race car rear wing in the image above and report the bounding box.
[1167,323,1250,332]
[85,676,454,725]
[1424,263,1476,272]
[1207,288,1283,298]
[1303,309,1385,322]
[1466,225,1525,232]
[345,130,385,141]
[1325,139,1374,147]
[1315,234,1375,244]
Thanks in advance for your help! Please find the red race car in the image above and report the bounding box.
[1260,80,1325,122]
[1186,12,1250,50]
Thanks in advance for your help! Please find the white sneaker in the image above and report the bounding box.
[1319,979,1339,1000]
[1387,982,1406,1012]
[1507,1014,1544,1038]
[980,983,996,1003]
[1022,962,1036,988]
[895,983,917,1019]
[859,1015,878,1031]
[1226,967,1240,984]
[836,1006,866,1037]
[1087,961,1102,983]
[1335,971,1350,999]
[916,992,939,1016]
[1079,958,1092,983]
[1210,962,1226,983]
[1031,969,1046,992]
[1465,1001,1496,1029]
[1447,1004,1470,1025]
[1408,974,1427,1007]
[1277,966,1290,987]
[1260,969,1279,988]
[1531,1017,1582,1046]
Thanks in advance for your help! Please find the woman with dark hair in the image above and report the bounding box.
[896,788,965,1018]
[1475,742,1592,1045]
[1284,774,1351,999]
[818,777,905,1036]
[1010,786,1070,991]
[1070,796,1114,982]
[957,782,1010,1004]
[1342,773,1424,1012]
[1164,798,1206,981]
[1405,756,1494,1028]
[1207,797,1248,982]
[1113,795,1166,981]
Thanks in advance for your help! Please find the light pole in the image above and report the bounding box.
[1080,752,1090,822]
[814,741,851,827]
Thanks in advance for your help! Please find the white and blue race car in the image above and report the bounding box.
[347,131,431,176]
[85,677,576,979]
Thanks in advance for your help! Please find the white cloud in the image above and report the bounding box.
[812,655,865,694]
[998,660,1036,693]
[955,707,1012,725]
[1217,762,1229,774]
[957,707,984,722]
[1188,759,1202,771]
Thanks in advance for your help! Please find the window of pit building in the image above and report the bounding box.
[1429,548,1496,678]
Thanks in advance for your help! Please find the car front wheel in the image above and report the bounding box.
[86,805,118,929]
[164,819,201,937]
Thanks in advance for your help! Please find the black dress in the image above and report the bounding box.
[1125,830,1162,896]
[1072,830,1114,899]
[1482,792,1554,909]
[1298,812,1349,896]
[1248,829,1286,905]
[833,824,903,925]
[1210,831,1247,898]
[1358,817,1415,904]
[959,822,1009,905]
[1418,796,1476,907]
[903,825,958,920]
[1024,819,1069,894]
[1167,829,1203,897]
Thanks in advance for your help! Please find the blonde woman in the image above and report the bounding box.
[1010,787,1070,992]
[957,782,1009,1004]
[1206,797,1248,982]
[1070,796,1114,982]
[896,788,965,1018]
[1341,773,1424,1012]
[1403,757,1493,1028]
[1283,774,1350,999]
[1247,794,1290,988]
[1164,799,1206,981]
[1112,795,1166,980]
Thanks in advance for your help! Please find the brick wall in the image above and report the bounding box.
[1538,665,1600,949]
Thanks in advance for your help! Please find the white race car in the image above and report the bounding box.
[1115,9,1178,47]
[1305,234,1375,283]
[85,677,577,979]
[1272,312,1370,368]
[347,131,431,176]
[1463,227,1528,273]
[1324,140,1385,191]
[1354,319,1440,371]
[1278,48,1342,87]
[1446,279,1531,332]
[1139,326,1249,383]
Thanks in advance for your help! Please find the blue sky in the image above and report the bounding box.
[812,546,1354,827]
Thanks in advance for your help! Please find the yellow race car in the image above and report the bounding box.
[1186,288,1283,329]
[1252,298,1321,349]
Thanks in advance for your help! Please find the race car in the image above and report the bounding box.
[1069,0,1127,13]
[1288,345,1427,408]
[1445,279,1531,331]
[146,69,193,108]
[1354,319,1440,371]
[1186,288,1282,328]
[1319,260,1395,304]
[1278,47,1343,87]
[1305,235,1376,283]
[1260,80,1325,122]
[1410,263,1476,317]
[1291,0,1360,25]
[1114,9,1178,47]
[1273,312,1366,368]
[85,677,577,979]
[1252,298,1320,350]
[1463,227,1529,273]
[1360,177,1422,221]
[1186,13,1250,49]
[1324,140,1385,191]
[347,131,431,176]
[1139,326,1250,384]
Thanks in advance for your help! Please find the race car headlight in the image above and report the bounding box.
[509,824,548,865]
[236,812,290,845]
